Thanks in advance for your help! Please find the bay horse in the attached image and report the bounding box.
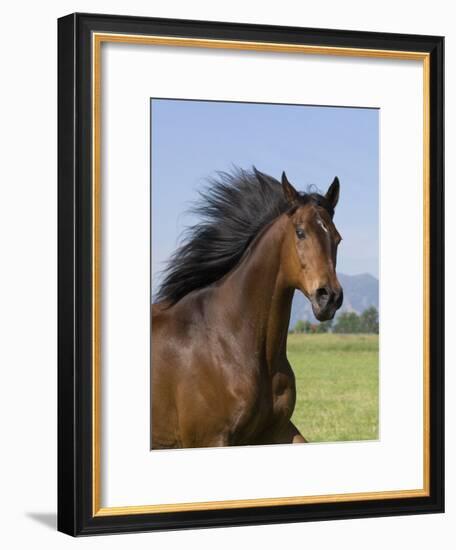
[151,168,343,449]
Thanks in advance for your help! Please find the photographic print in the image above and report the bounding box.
[151,99,379,449]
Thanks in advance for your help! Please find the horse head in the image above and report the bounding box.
[280,173,343,321]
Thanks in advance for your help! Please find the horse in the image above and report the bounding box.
[151,168,343,449]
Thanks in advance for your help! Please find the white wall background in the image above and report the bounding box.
[0,1,451,548]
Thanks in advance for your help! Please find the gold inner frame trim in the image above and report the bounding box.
[92,32,431,517]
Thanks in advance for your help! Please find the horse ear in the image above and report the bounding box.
[326,177,340,209]
[281,172,300,205]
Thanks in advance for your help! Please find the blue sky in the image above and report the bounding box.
[151,99,379,295]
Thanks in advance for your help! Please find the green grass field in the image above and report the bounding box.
[288,333,379,443]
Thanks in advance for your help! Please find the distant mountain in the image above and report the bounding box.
[289,273,379,329]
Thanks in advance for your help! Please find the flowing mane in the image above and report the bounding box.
[155,167,334,304]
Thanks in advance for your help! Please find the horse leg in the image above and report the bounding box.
[180,429,231,449]
[287,421,308,443]
[263,420,308,444]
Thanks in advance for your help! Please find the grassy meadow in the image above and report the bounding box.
[288,333,379,443]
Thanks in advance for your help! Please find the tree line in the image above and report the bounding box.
[291,306,379,334]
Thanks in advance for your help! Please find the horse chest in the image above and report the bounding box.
[235,368,296,435]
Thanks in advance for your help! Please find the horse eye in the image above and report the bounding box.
[295,228,306,240]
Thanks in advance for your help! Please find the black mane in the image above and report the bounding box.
[155,167,333,304]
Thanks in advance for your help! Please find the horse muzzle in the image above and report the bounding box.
[311,286,343,321]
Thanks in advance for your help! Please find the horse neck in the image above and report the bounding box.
[217,214,294,369]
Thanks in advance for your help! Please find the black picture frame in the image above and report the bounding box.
[58,12,444,536]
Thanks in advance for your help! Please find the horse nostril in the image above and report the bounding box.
[315,287,330,306]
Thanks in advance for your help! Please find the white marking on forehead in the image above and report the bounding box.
[316,217,328,233]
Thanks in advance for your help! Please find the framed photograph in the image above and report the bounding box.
[58,13,444,536]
